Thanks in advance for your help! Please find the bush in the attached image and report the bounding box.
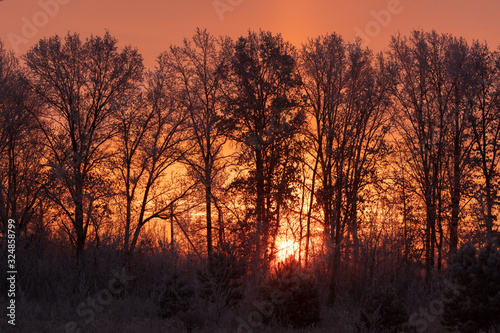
[442,241,500,332]
[155,271,195,318]
[263,258,321,328]
[197,242,246,308]
[357,284,414,333]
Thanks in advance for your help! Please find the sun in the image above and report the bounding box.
[276,239,299,263]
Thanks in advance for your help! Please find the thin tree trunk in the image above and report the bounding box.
[205,160,213,257]
[450,111,461,256]
[255,149,265,280]
[123,167,132,263]
[305,151,319,266]
[170,204,174,249]
[425,188,436,279]
[75,177,85,266]
[485,176,494,242]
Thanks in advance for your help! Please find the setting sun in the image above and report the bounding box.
[276,239,300,263]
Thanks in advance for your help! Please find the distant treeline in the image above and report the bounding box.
[1,28,499,287]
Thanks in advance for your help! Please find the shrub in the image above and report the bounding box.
[442,241,500,332]
[263,258,321,328]
[197,242,246,309]
[155,271,195,318]
[357,284,414,333]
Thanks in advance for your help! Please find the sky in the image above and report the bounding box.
[1,0,500,68]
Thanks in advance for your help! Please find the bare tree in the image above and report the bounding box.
[225,30,304,277]
[0,41,45,237]
[165,29,232,257]
[301,34,389,300]
[300,34,346,266]
[444,37,477,256]
[387,30,478,272]
[467,43,500,242]
[23,32,143,263]
[114,64,193,265]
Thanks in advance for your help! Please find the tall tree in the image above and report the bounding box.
[300,34,345,266]
[301,34,389,300]
[387,31,473,272]
[114,64,192,265]
[165,29,232,257]
[0,41,45,240]
[225,30,304,277]
[445,37,476,256]
[23,32,143,263]
[467,43,500,242]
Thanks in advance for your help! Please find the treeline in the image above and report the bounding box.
[1,28,499,291]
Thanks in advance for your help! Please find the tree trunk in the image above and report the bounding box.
[205,159,213,257]
[254,149,265,280]
[450,161,460,257]
[425,188,436,279]
[170,204,174,249]
[329,170,343,304]
[123,170,132,264]
[74,171,86,266]
[485,176,494,242]
[350,197,359,274]
[450,111,461,257]
[305,151,320,266]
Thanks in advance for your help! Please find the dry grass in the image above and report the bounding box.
[2,294,446,333]
[0,247,467,333]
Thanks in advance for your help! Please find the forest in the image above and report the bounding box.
[1,28,500,332]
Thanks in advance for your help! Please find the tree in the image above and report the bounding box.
[388,31,489,268]
[23,32,144,263]
[113,65,192,265]
[388,31,455,274]
[165,29,232,257]
[301,34,389,299]
[225,30,304,277]
[444,37,477,256]
[466,43,500,242]
[0,40,44,237]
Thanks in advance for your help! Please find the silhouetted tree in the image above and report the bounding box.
[466,43,500,242]
[165,29,233,257]
[23,32,143,263]
[388,31,454,274]
[225,30,304,278]
[114,65,192,265]
[443,37,477,257]
[0,41,45,235]
[301,34,389,300]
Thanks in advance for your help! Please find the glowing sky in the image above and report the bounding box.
[1,0,499,67]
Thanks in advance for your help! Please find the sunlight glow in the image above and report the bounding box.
[276,239,300,263]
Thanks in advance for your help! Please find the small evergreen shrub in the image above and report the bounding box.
[442,241,500,332]
[263,258,321,328]
[197,243,246,308]
[357,284,413,333]
[155,271,195,318]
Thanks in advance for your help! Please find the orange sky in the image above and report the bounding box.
[1,0,499,68]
